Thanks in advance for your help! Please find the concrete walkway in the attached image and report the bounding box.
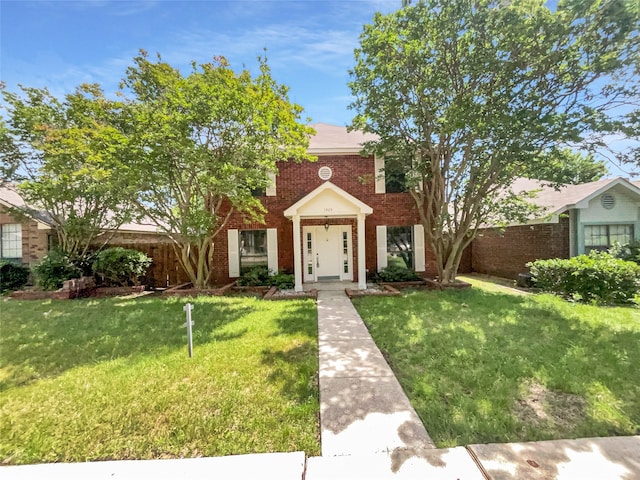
[314,286,435,457]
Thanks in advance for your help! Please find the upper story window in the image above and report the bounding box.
[584,224,633,253]
[239,229,267,273]
[384,160,407,193]
[1,224,22,260]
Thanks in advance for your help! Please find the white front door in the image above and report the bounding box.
[303,225,353,282]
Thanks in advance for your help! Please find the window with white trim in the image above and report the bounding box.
[0,224,22,260]
[239,230,267,273]
[584,224,633,253]
[387,226,413,268]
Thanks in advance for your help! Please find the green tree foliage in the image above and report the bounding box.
[122,52,314,288]
[350,0,639,283]
[92,247,152,286]
[531,148,608,185]
[0,84,133,260]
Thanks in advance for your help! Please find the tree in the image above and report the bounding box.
[349,0,638,283]
[122,52,314,288]
[0,84,133,262]
[531,148,608,185]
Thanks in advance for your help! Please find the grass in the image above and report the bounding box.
[352,276,640,447]
[0,294,319,465]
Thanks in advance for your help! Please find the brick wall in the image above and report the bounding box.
[471,215,570,279]
[0,205,50,267]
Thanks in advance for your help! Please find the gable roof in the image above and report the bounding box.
[0,186,162,234]
[284,181,373,218]
[509,176,640,220]
[307,123,378,154]
[0,185,54,227]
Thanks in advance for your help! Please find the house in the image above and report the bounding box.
[219,123,446,291]
[0,185,183,286]
[471,177,640,279]
[0,186,54,267]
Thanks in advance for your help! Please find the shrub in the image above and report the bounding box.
[610,240,640,265]
[92,247,152,286]
[237,266,294,289]
[376,265,421,283]
[269,271,295,289]
[237,266,271,286]
[34,249,82,290]
[527,251,640,304]
[0,261,30,292]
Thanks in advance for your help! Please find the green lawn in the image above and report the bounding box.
[0,294,319,465]
[352,276,640,447]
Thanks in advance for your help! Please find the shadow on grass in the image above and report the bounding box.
[0,296,260,391]
[260,299,319,408]
[352,287,640,445]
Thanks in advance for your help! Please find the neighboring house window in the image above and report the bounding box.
[0,224,22,260]
[239,229,268,273]
[387,226,413,269]
[584,224,634,253]
[384,160,407,193]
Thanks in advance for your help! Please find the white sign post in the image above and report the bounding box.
[183,303,194,358]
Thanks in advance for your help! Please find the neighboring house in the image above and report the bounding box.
[0,185,182,286]
[471,177,640,279]
[0,186,53,267]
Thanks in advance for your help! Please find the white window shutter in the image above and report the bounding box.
[228,229,240,277]
[376,225,387,271]
[267,228,278,274]
[374,155,385,194]
[266,172,277,197]
[413,224,425,272]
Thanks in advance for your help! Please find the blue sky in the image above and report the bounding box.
[1,0,394,126]
[1,0,636,177]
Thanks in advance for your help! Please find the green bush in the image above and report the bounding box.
[376,265,421,282]
[92,247,152,286]
[269,271,295,289]
[527,251,640,304]
[0,261,30,292]
[610,240,640,265]
[237,266,271,286]
[34,249,82,290]
[237,266,294,289]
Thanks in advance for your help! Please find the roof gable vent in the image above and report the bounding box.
[318,166,333,181]
[601,193,616,210]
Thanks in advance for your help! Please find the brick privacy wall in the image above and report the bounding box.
[0,206,49,266]
[207,154,441,285]
[471,215,570,280]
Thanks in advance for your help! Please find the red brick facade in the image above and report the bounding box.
[471,215,571,279]
[0,205,50,267]
[214,154,434,285]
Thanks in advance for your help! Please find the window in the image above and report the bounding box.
[584,224,634,253]
[384,159,407,193]
[387,226,413,269]
[251,186,266,197]
[1,224,22,260]
[239,230,267,273]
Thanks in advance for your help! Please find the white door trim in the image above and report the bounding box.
[303,225,353,282]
